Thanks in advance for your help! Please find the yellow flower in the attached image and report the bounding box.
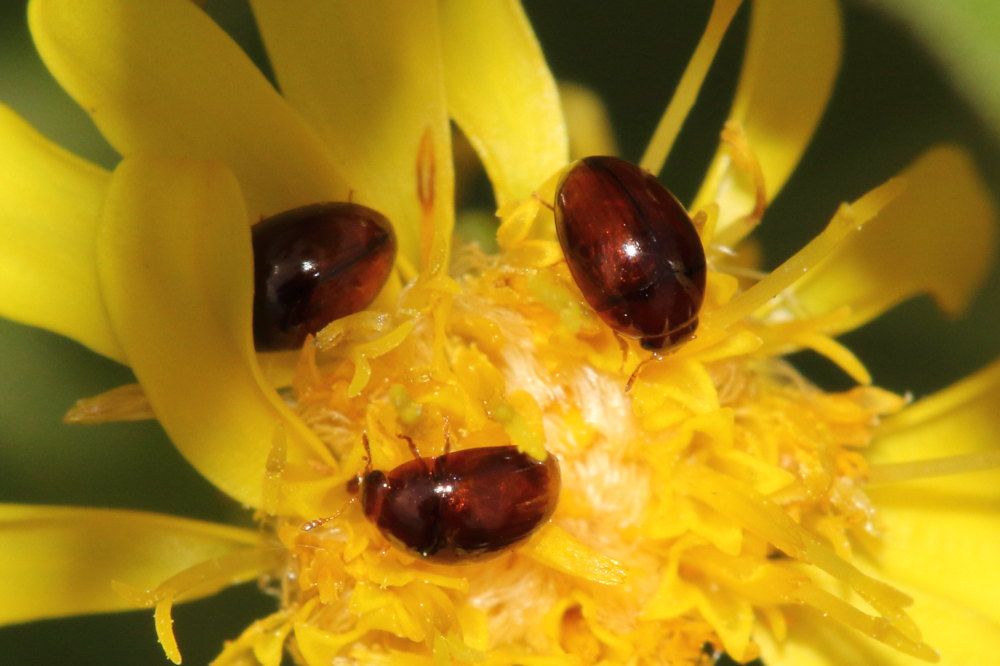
[1,0,998,664]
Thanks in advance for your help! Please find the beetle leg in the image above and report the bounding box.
[532,191,555,212]
[300,497,356,533]
[626,353,662,394]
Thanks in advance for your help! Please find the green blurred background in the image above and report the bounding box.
[1,1,997,663]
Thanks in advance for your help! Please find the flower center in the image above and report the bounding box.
[265,241,931,663]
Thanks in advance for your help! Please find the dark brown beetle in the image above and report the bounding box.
[554,156,707,351]
[252,201,396,351]
[359,435,560,563]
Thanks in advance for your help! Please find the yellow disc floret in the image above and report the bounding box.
[236,213,935,664]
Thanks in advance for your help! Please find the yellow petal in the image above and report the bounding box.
[97,155,332,508]
[440,0,568,207]
[873,358,1000,468]
[639,0,743,177]
[0,504,258,625]
[559,82,619,160]
[29,0,348,219]
[250,0,453,270]
[692,0,841,240]
[864,358,1000,623]
[0,104,123,361]
[812,362,1000,664]
[756,589,1000,665]
[865,483,1000,629]
[785,146,996,334]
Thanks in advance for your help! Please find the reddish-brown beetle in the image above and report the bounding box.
[252,201,396,351]
[554,156,707,351]
[359,435,560,563]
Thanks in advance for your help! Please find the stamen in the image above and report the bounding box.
[261,424,288,517]
[694,177,905,347]
[792,584,939,661]
[113,547,282,664]
[524,524,627,585]
[211,608,295,665]
[639,0,743,176]
[154,598,180,664]
[63,383,154,424]
[800,333,871,384]
[711,121,768,247]
[869,450,1000,484]
[346,319,417,396]
[679,468,924,644]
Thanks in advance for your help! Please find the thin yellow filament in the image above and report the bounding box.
[155,598,181,664]
[693,177,905,347]
[114,547,281,664]
[639,0,743,176]
[792,584,938,661]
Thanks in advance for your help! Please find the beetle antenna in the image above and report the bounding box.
[398,433,422,459]
[397,434,432,473]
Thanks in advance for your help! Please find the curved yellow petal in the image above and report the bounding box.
[97,155,332,508]
[250,0,453,270]
[867,357,1000,502]
[692,0,842,240]
[873,358,1000,467]
[440,0,568,208]
[0,105,123,362]
[757,590,1000,666]
[29,0,348,219]
[784,146,996,335]
[0,504,258,625]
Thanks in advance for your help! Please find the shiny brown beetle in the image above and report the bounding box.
[252,201,396,351]
[359,435,560,563]
[554,156,707,351]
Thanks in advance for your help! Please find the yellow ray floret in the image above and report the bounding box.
[29,0,348,219]
[0,104,120,361]
[97,155,332,509]
[440,0,569,208]
[0,506,260,626]
[251,0,453,269]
